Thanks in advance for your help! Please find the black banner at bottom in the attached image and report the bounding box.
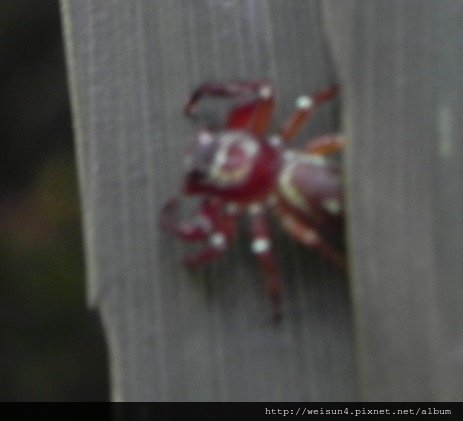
[2,402,461,420]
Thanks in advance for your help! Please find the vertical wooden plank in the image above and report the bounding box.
[323,0,463,401]
[61,0,357,401]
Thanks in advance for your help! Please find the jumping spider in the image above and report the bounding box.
[161,80,346,319]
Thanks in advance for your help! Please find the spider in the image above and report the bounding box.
[161,80,346,319]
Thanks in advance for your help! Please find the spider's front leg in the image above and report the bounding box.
[248,205,284,321]
[184,80,275,136]
[182,210,238,269]
[161,197,218,242]
[161,197,238,269]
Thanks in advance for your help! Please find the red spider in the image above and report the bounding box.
[161,80,346,319]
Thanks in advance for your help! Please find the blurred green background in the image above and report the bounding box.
[0,0,108,401]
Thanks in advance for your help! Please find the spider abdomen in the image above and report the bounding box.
[277,151,343,233]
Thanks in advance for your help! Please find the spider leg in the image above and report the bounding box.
[278,208,347,274]
[248,205,283,321]
[160,197,219,242]
[184,80,274,136]
[303,134,346,155]
[279,84,340,143]
[183,212,238,269]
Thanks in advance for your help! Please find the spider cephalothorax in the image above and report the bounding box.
[161,80,346,319]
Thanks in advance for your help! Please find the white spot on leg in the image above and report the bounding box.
[268,135,282,148]
[259,85,272,98]
[225,202,240,215]
[209,233,227,250]
[251,238,271,254]
[296,95,313,110]
[323,199,342,215]
[198,131,214,145]
[248,204,263,215]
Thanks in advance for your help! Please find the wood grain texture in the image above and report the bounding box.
[61,0,356,401]
[323,0,463,401]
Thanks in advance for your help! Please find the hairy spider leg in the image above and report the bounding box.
[304,134,346,155]
[183,80,275,136]
[183,211,239,269]
[277,206,347,274]
[249,206,283,320]
[279,84,340,143]
[160,197,219,241]
[161,197,240,268]
[226,95,274,136]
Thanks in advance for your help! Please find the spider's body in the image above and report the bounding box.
[277,150,344,236]
[161,81,346,318]
[184,130,280,203]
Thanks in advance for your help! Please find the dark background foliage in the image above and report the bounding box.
[0,0,108,401]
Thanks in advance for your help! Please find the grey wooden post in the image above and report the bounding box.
[61,0,356,401]
[324,0,463,401]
